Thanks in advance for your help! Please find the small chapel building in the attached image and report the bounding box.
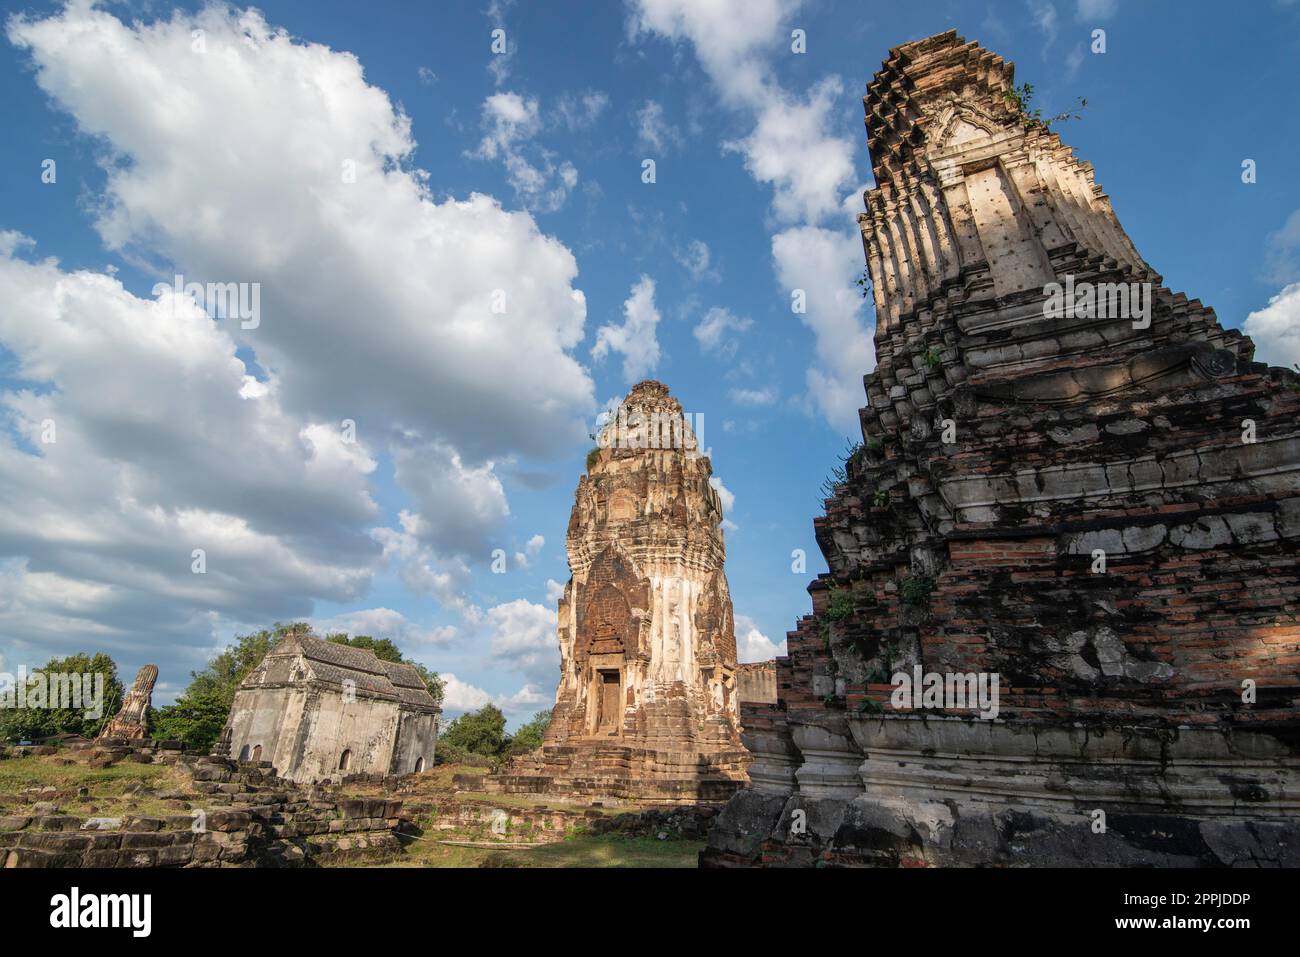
[215,633,440,784]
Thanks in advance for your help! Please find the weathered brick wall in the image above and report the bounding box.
[702,29,1299,868]
[805,369,1300,728]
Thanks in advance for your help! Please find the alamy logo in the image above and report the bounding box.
[890,666,1000,720]
[49,887,151,938]
[1043,275,1151,329]
[0,667,104,719]
[152,273,261,329]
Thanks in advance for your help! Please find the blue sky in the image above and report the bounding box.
[0,0,1298,727]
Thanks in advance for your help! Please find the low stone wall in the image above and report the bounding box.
[0,745,404,868]
[3,736,187,767]
[701,714,1300,867]
[486,743,748,805]
[402,796,719,845]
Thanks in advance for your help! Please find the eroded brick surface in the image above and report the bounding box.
[702,30,1300,868]
[488,381,749,804]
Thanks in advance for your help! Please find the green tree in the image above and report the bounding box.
[149,622,292,751]
[0,652,123,743]
[506,708,552,755]
[148,682,230,753]
[440,704,507,758]
[410,662,445,706]
[326,633,402,662]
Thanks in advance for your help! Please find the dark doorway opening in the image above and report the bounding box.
[597,670,621,734]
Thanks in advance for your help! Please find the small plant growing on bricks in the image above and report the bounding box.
[900,573,936,606]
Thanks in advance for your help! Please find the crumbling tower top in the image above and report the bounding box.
[853,30,1253,451]
[865,30,1017,185]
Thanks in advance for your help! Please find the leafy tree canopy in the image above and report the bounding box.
[441,704,507,758]
[326,633,402,662]
[507,708,552,755]
[0,652,124,743]
[149,623,292,751]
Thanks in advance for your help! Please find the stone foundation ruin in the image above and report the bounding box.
[0,739,405,868]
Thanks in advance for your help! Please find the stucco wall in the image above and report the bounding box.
[226,684,408,784]
[391,709,438,774]
[225,685,307,772]
[220,636,441,784]
[299,691,402,782]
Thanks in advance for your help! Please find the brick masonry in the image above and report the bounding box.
[702,31,1300,868]
[489,380,749,804]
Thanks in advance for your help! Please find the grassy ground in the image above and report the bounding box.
[0,754,707,868]
[340,762,705,868]
[0,755,169,792]
[390,832,704,868]
[0,748,192,816]
[0,754,186,819]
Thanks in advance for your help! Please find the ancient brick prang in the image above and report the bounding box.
[488,380,749,804]
[702,31,1300,867]
[97,664,157,741]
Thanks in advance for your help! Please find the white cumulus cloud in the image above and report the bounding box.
[312,607,456,646]
[1244,283,1300,371]
[694,306,752,355]
[485,598,559,689]
[630,0,870,427]
[0,235,379,666]
[773,225,875,430]
[592,275,662,383]
[735,613,786,662]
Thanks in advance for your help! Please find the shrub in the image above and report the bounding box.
[506,709,553,755]
[820,440,864,499]
[441,704,507,758]
[825,586,856,622]
[900,574,937,606]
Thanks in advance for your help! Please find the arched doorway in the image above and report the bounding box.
[238,744,251,762]
[338,749,352,772]
[251,744,262,763]
[414,756,425,773]
[583,584,629,736]
[584,584,630,657]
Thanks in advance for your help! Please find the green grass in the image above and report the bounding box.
[384,832,703,868]
[0,755,707,868]
[0,755,182,819]
[0,755,171,792]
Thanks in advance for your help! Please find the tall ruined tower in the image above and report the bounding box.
[704,32,1300,866]
[490,380,748,803]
